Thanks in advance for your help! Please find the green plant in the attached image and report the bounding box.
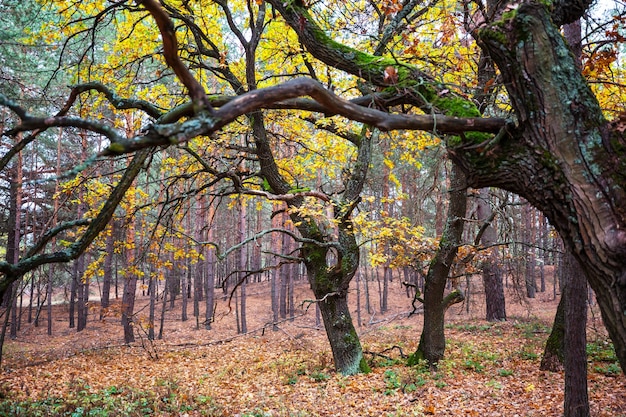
[384,369,401,395]
[513,320,549,339]
[463,359,485,373]
[497,369,514,377]
[587,340,617,362]
[434,380,447,388]
[593,362,621,376]
[519,349,538,360]
[310,371,330,382]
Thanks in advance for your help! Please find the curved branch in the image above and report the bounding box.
[99,78,507,155]
[193,227,338,261]
[68,82,164,119]
[0,148,152,297]
[22,219,91,260]
[139,0,212,112]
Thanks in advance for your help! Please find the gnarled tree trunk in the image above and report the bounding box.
[453,1,626,373]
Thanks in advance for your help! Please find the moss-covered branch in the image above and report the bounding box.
[265,0,485,119]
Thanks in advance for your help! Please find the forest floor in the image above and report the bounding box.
[0,276,624,416]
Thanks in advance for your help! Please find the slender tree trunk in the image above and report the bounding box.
[181,262,188,322]
[204,195,215,330]
[279,230,288,319]
[410,163,467,366]
[27,275,34,324]
[205,251,215,330]
[148,274,155,340]
[381,266,390,313]
[288,260,295,322]
[75,253,87,332]
[121,273,137,344]
[364,265,372,315]
[271,267,279,330]
[47,267,53,336]
[238,196,247,333]
[356,273,362,327]
[563,251,589,417]
[523,203,537,299]
[100,229,114,320]
[69,269,77,329]
[476,189,506,321]
[158,281,168,340]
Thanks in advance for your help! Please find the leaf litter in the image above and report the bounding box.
[0,281,624,416]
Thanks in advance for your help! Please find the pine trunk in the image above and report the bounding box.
[563,251,590,417]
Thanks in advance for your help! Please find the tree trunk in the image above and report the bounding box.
[476,189,506,321]
[69,270,77,329]
[356,273,362,327]
[158,280,168,340]
[181,262,188,322]
[541,292,565,372]
[47,267,53,336]
[279,230,288,319]
[75,253,87,332]
[563,250,589,417]
[271,267,279,330]
[381,266,390,313]
[205,197,216,330]
[148,273,155,340]
[316,290,366,374]
[456,2,626,373]
[238,196,247,333]
[523,203,536,299]
[121,272,137,344]
[410,163,467,366]
[100,228,114,320]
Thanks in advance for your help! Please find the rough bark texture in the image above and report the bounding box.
[458,1,626,373]
[563,251,590,417]
[409,163,467,366]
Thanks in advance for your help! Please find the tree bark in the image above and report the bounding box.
[100,227,114,320]
[75,253,87,332]
[541,292,565,372]
[409,162,467,366]
[476,189,506,321]
[563,250,589,417]
[458,1,626,373]
[523,203,537,298]
[121,272,137,344]
[47,267,53,336]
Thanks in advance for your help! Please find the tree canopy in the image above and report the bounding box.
[1,0,626,380]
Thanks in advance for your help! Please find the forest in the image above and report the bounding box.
[0,0,625,415]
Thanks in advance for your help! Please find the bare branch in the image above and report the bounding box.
[191,227,338,260]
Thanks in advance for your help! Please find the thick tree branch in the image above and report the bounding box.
[98,78,507,156]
